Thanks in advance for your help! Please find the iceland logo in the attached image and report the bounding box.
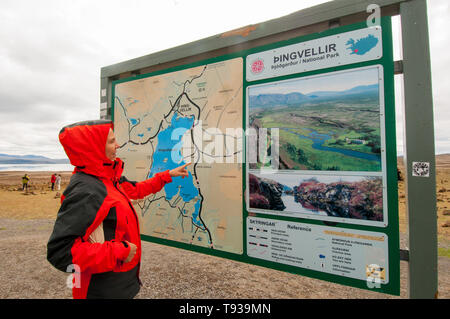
[346,34,379,55]
[250,58,265,74]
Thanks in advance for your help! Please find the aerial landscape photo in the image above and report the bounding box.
[248,66,384,172]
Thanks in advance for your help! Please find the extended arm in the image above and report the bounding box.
[119,163,190,200]
[119,170,172,200]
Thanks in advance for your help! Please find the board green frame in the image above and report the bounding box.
[110,17,400,295]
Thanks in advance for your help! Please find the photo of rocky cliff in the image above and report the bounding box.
[248,173,383,221]
[249,173,286,211]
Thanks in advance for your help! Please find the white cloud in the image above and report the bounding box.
[0,0,448,158]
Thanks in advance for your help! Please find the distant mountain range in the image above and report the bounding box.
[0,153,69,164]
[249,84,379,108]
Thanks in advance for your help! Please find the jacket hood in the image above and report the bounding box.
[59,120,123,180]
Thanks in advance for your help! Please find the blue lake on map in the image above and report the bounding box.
[148,113,205,230]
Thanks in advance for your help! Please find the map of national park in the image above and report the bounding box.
[114,57,243,254]
[248,66,383,172]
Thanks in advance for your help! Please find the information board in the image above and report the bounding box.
[112,17,399,295]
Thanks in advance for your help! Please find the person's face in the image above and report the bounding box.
[105,128,119,161]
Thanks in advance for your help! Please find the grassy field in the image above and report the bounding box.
[249,97,382,171]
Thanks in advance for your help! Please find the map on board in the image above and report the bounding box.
[114,57,244,254]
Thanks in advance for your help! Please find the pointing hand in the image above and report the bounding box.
[169,163,191,179]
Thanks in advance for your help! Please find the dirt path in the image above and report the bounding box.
[0,218,448,299]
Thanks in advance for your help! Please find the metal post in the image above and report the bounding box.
[400,0,438,299]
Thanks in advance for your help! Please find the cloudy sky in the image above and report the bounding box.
[249,67,380,95]
[0,0,448,159]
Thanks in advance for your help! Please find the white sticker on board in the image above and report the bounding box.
[412,161,430,177]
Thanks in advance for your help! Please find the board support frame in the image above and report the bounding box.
[101,0,437,299]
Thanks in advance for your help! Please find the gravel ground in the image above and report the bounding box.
[0,218,448,299]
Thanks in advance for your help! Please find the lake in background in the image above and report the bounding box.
[0,163,73,172]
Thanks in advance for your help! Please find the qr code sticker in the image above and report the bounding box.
[412,161,430,177]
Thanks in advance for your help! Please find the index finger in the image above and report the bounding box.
[182,162,191,168]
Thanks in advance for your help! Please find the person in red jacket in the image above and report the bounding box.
[47,120,189,299]
[50,173,56,191]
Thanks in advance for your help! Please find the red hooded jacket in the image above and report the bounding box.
[47,120,172,299]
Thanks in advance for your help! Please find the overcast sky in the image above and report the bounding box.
[0,0,448,159]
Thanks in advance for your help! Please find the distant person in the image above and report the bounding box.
[397,168,403,181]
[55,174,61,191]
[22,174,30,191]
[50,173,56,191]
[47,120,190,299]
